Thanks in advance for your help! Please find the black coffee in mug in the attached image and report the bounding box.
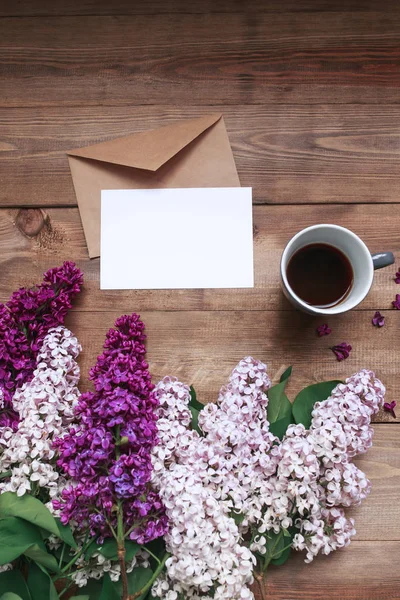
[286,243,354,308]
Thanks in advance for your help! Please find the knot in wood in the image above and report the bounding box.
[15,208,47,238]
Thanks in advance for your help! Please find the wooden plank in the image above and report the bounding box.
[2,0,400,17]
[351,426,400,540]
[59,309,400,423]
[1,13,400,106]
[1,205,399,312]
[257,540,400,600]
[2,105,400,206]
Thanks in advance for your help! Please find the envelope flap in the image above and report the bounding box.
[67,113,222,171]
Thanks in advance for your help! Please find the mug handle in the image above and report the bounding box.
[371,251,395,270]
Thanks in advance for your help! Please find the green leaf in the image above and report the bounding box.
[0,517,43,565]
[270,527,295,566]
[111,567,154,599]
[69,597,90,600]
[99,574,120,600]
[0,571,31,600]
[127,567,153,598]
[55,520,77,549]
[189,386,203,411]
[78,578,102,599]
[24,544,61,573]
[27,562,58,600]
[292,380,342,429]
[265,531,285,561]
[267,380,292,425]
[143,538,167,565]
[0,493,59,538]
[189,406,201,434]
[0,594,24,600]
[83,538,98,561]
[0,471,11,481]
[230,511,245,527]
[270,544,292,566]
[279,366,292,383]
[269,414,293,440]
[189,385,203,434]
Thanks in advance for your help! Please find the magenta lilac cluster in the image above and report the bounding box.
[0,262,83,429]
[54,314,168,545]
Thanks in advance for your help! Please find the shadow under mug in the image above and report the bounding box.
[280,224,394,316]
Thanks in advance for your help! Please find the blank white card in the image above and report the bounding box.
[100,188,254,290]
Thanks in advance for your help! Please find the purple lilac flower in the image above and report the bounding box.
[372,311,385,327]
[383,400,397,418]
[331,342,352,362]
[6,261,83,352]
[316,324,331,337]
[395,271,400,284]
[0,262,83,429]
[54,314,168,545]
[392,294,400,310]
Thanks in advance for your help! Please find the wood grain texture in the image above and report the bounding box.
[1,205,398,312]
[256,540,400,600]
[2,0,400,17]
[1,13,400,106]
[59,309,400,423]
[351,426,400,540]
[1,105,400,206]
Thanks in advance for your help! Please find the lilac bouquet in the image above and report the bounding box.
[151,359,385,600]
[54,314,168,598]
[0,276,386,600]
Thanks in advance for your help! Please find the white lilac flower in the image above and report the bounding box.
[151,361,267,600]
[152,361,384,598]
[293,507,356,563]
[70,550,142,588]
[0,327,81,499]
[0,563,13,573]
[320,462,371,507]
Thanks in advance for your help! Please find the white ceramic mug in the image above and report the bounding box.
[280,224,394,316]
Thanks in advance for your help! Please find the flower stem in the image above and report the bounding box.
[131,552,170,600]
[58,580,73,599]
[141,546,161,565]
[254,572,267,600]
[58,543,66,569]
[58,535,90,576]
[117,501,129,600]
[118,545,129,600]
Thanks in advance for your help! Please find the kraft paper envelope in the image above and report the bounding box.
[67,113,240,258]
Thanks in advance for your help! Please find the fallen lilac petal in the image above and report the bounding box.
[317,324,332,337]
[372,311,385,327]
[392,294,400,310]
[383,400,397,418]
[331,342,352,362]
[395,271,400,284]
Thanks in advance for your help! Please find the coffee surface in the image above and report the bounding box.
[286,243,353,307]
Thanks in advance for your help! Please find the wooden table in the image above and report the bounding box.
[1,1,400,598]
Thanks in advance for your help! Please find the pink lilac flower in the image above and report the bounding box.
[383,400,397,418]
[395,271,400,284]
[331,342,352,362]
[392,294,400,310]
[151,362,384,597]
[151,359,268,600]
[372,311,385,327]
[317,324,331,337]
[54,314,167,545]
[0,262,83,430]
